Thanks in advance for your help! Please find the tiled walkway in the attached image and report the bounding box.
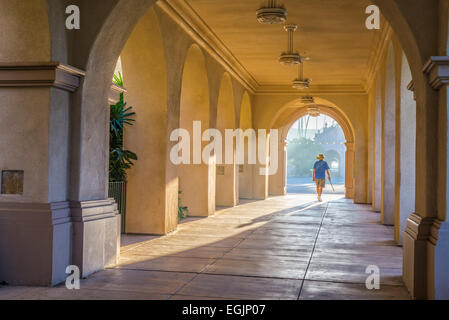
[0,193,410,300]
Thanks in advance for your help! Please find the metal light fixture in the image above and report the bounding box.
[256,0,288,24]
[279,24,302,66]
[292,58,312,89]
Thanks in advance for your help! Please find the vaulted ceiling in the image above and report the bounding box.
[187,0,380,88]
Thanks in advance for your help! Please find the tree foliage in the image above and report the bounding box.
[287,137,325,177]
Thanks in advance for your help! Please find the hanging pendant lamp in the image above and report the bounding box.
[279,24,302,66]
[292,58,312,89]
[256,0,288,24]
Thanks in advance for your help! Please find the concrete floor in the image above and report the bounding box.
[0,192,410,300]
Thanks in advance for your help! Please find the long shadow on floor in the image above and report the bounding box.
[0,195,410,300]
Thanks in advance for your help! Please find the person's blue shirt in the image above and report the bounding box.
[313,160,330,180]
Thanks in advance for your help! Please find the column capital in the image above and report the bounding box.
[407,80,416,100]
[345,141,354,150]
[405,213,436,241]
[423,56,449,90]
[281,139,289,147]
[0,62,85,92]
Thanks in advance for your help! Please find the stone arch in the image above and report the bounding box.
[216,73,237,207]
[119,7,173,235]
[179,44,214,216]
[270,101,355,199]
[238,91,254,200]
[69,0,158,203]
[382,41,397,226]
[279,105,354,144]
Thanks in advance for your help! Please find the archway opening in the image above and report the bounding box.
[115,7,171,236]
[269,99,356,200]
[286,114,346,196]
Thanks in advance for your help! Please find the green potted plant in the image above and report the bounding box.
[109,72,138,233]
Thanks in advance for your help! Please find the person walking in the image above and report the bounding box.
[313,154,331,202]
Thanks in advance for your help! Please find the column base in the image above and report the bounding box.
[0,201,72,286]
[403,213,449,299]
[0,198,121,286]
[345,186,354,199]
[71,199,120,278]
[428,219,449,299]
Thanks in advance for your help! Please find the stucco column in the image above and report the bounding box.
[381,84,396,225]
[239,138,255,200]
[403,57,449,299]
[373,77,383,211]
[253,131,270,200]
[425,58,449,299]
[345,142,355,199]
[0,63,110,285]
[394,61,416,245]
[269,139,288,196]
[70,77,122,279]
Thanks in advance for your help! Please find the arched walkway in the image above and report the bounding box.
[1,0,448,300]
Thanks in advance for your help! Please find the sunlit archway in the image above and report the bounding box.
[286,114,346,196]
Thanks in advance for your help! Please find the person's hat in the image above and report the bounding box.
[317,154,325,160]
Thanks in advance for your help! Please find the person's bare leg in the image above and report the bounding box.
[317,186,323,201]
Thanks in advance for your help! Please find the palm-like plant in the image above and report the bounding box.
[110,93,136,140]
[113,71,124,87]
[109,73,138,182]
[178,191,188,221]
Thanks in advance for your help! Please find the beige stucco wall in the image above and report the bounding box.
[0,88,51,203]
[0,0,50,62]
[381,41,397,226]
